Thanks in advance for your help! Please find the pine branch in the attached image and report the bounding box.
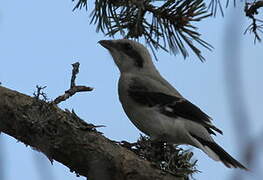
[208,0,263,42]
[244,1,263,43]
[208,0,224,17]
[72,0,263,60]
[72,0,88,10]
[74,0,213,61]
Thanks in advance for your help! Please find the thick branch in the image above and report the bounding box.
[0,86,182,180]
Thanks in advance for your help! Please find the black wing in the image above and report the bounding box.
[128,90,223,135]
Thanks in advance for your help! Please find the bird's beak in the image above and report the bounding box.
[98,40,114,50]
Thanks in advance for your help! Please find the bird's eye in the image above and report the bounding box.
[123,43,133,51]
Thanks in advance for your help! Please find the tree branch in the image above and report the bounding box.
[52,62,93,104]
[244,1,263,43]
[0,86,183,180]
[79,0,212,61]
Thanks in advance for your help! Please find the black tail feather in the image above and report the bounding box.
[191,134,248,170]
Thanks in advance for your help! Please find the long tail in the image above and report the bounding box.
[191,134,248,170]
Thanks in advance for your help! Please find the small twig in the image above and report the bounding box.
[71,62,80,88]
[33,85,48,100]
[53,62,93,104]
[53,86,93,104]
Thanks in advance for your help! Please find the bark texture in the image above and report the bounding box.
[0,86,182,180]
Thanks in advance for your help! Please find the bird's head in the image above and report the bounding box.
[99,39,157,74]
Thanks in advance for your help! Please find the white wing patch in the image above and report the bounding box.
[164,106,173,112]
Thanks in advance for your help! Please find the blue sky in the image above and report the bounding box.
[0,0,262,180]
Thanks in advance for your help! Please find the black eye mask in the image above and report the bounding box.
[120,42,144,68]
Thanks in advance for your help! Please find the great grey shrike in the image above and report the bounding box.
[99,39,247,170]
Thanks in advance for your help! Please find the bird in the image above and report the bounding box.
[99,39,247,170]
